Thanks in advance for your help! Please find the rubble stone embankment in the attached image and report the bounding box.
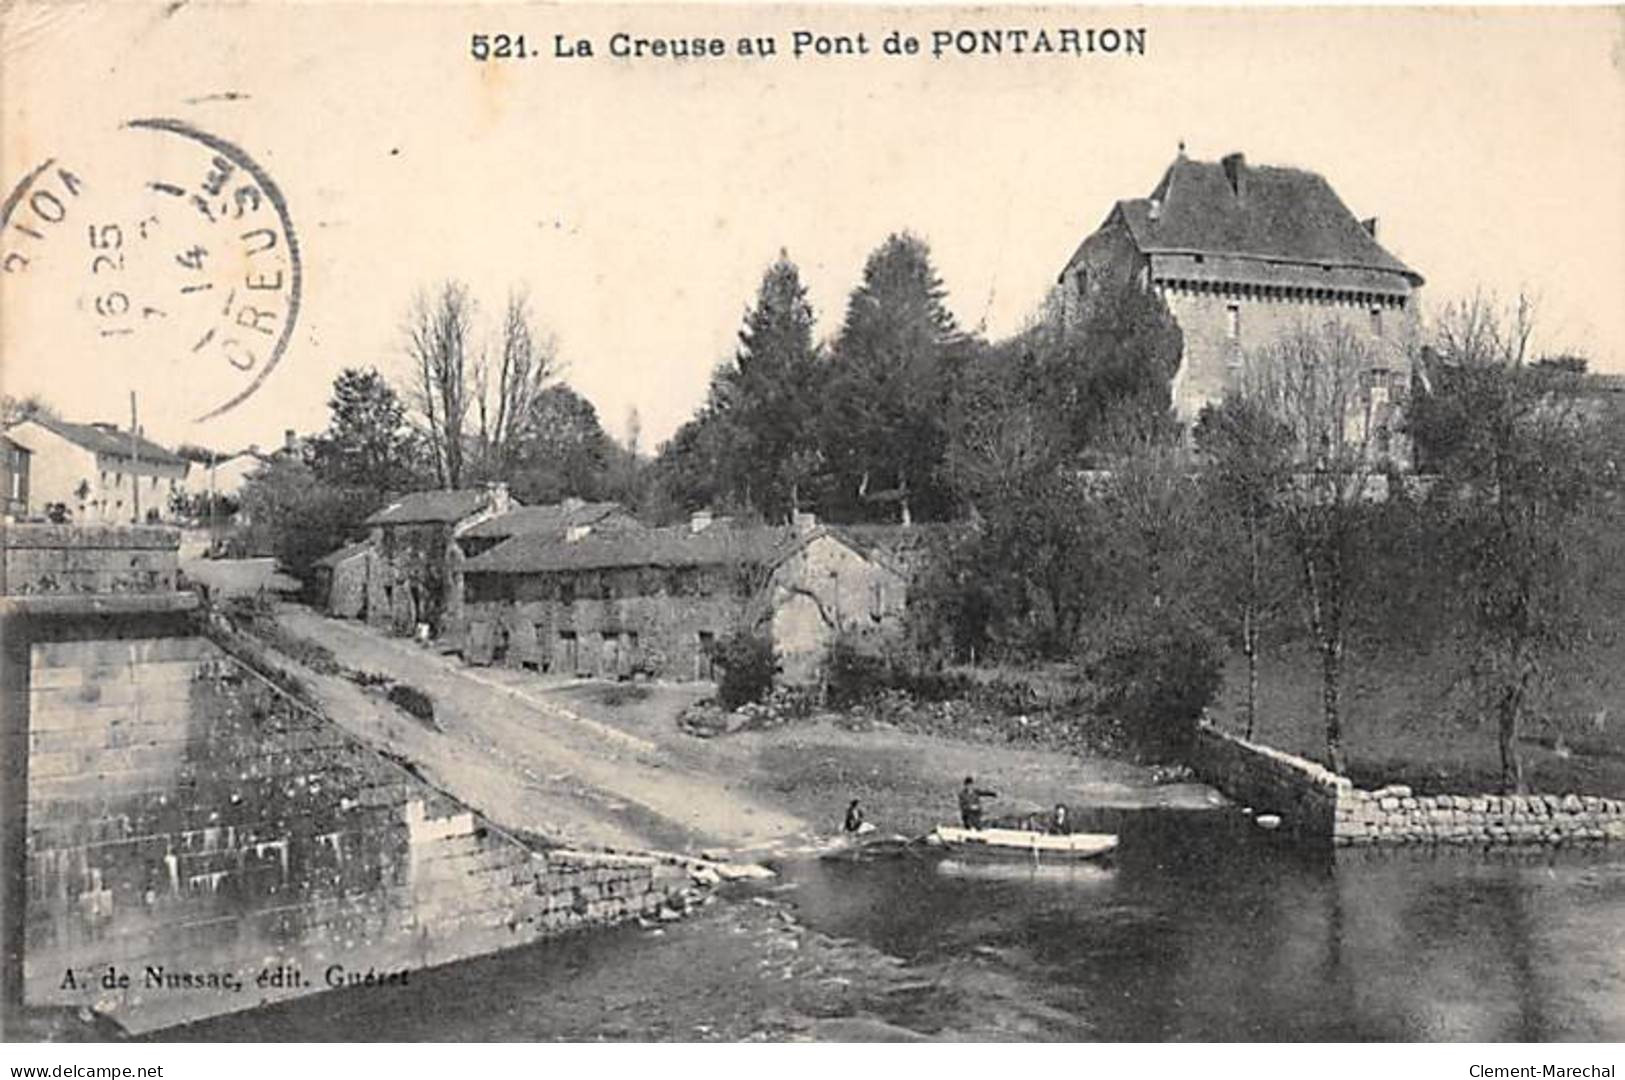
[1189,725,1625,848]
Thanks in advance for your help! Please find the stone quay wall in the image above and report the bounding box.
[3,524,697,1036]
[1189,725,1625,849]
[16,631,692,1035]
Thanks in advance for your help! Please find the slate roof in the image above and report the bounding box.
[1067,152,1422,286]
[364,489,499,526]
[460,501,631,540]
[467,522,808,575]
[314,539,373,569]
[18,416,188,466]
[828,523,960,574]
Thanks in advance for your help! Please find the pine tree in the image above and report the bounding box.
[725,251,823,519]
[822,232,965,523]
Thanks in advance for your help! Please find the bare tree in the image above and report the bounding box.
[473,289,557,482]
[406,281,475,489]
[1413,293,1598,791]
[1,392,57,427]
[1242,320,1397,773]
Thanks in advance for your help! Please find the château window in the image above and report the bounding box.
[1226,304,1240,340]
[1370,307,1383,336]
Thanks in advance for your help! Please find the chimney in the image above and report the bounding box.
[561,496,585,512]
[1361,216,1379,238]
[283,428,296,452]
[689,509,714,534]
[1221,152,1246,198]
[792,511,818,535]
[565,524,592,543]
[485,481,511,515]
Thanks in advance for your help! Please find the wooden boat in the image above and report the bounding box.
[927,825,1118,862]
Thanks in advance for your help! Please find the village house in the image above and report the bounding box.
[362,484,516,636]
[458,511,909,683]
[1060,148,1424,462]
[183,449,268,502]
[2,435,31,521]
[4,416,190,523]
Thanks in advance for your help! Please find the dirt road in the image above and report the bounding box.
[273,606,1219,855]
[275,607,809,852]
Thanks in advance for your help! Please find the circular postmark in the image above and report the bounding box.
[1,118,301,422]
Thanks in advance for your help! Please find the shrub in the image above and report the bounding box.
[1089,617,1222,761]
[714,630,778,710]
[822,632,893,709]
[386,683,436,726]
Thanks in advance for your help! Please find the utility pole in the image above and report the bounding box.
[129,391,141,524]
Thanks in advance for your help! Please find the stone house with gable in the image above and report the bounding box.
[1060,148,1424,464]
[459,511,909,683]
[362,484,515,636]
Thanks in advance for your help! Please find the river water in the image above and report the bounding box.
[160,810,1625,1041]
[778,810,1625,1041]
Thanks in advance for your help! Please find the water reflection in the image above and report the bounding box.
[934,858,1115,888]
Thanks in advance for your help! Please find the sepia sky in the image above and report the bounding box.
[2,3,1622,455]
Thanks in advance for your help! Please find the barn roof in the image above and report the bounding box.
[465,521,800,574]
[314,539,373,568]
[460,500,631,540]
[364,488,500,526]
[1066,152,1422,286]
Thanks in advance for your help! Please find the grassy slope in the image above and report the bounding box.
[1210,632,1625,796]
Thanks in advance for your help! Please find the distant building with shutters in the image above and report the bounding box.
[5,417,189,523]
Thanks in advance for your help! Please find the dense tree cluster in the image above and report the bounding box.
[223,243,1619,789]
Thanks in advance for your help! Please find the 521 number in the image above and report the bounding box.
[470,34,529,60]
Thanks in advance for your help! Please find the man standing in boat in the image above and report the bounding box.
[958,777,997,829]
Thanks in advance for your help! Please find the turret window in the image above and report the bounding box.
[1370,307,1383,336]
[1226,304,1241,340]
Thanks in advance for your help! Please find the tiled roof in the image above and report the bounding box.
[466,522,806,575]
[1068,153,1422,286]
[314,539,373,568]
[827,523,960,573]
[461,501,631,540]
[16,416,188,466]
[364,489,498,526]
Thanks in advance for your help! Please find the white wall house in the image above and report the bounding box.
[183,450,268,501]
[6,417,189,524]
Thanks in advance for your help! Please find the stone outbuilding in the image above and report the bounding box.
[313,539,374,619]
[459,512,909,682]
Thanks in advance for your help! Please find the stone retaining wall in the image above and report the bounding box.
[1189,725,1625,848]
[15,629,700,1035]
[1,524,178,596]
